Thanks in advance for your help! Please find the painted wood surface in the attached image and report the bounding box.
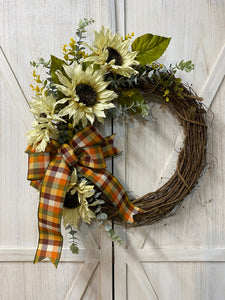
[1,0,225,299]
[0,1,115,299]
[114,0,225,299]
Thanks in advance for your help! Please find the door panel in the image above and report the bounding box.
[114,0,225,299]
[0,1,115,299]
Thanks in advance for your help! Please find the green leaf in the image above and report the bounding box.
[132,34,171,65]
[95,207,101,213]
[104,224,112,232]
[78,19,86,29]
[70,243,79,254]
[148,70,154,79]
[50,55,65,84]
[69,230,77,236]
[97,213,107,221]
[82,60,93,71]
[107,229,122,244]
[176,60,195,72]
[94,192,102,199]
[97,199,105,205]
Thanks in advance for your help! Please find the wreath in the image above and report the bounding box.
[26,18,207,267]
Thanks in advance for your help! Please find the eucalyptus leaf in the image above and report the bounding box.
[94,192,102,198]
[97,213,107,221]
[104,224,112,232]
[107,228,122,245]
[148,70,154,78]
[70,243,79,254]
[69,230,77,236]
[95,207,101,213]
[97,199,105,205]
[89,200,99,206]
[132,33,171,65]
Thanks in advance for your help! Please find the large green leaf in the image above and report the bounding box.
[50,55,65,84]
[132,33,171,65]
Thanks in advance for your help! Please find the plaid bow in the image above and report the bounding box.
[26,125,142,267]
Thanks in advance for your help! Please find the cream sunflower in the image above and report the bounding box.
[54,63,117,127]
[26,92,65,152]
[63,170,98,228]
[84,26,139,77]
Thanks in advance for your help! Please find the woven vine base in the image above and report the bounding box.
[103,83,208,226]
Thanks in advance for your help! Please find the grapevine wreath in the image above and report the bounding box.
[26,19,207,267]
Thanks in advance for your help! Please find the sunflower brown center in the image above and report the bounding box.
[76,83,97,106]
[64,190,80,209]
[106,47,123,66]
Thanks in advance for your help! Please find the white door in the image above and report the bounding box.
[0,1,116,299]
[114,1,225,299]
[1,0,225,299]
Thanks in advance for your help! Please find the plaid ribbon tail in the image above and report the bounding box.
[77,166,143,224]
[30,180,42,191]
[34,155,71,268]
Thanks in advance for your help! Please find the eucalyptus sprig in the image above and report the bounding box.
[65,225,79,254]
[176,59,195,72]
[62,18,95,64]
[111,60,195,106]
[30,57,51,69]
[76,18,95,41]
[94,197,121,245]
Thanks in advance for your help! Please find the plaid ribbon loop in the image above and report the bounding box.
[26,125,143,267]
[59,143,107,170]
[78,145,107,169]
[59,143,78,168]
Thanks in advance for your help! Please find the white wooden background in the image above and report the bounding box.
[0,0,225,299]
